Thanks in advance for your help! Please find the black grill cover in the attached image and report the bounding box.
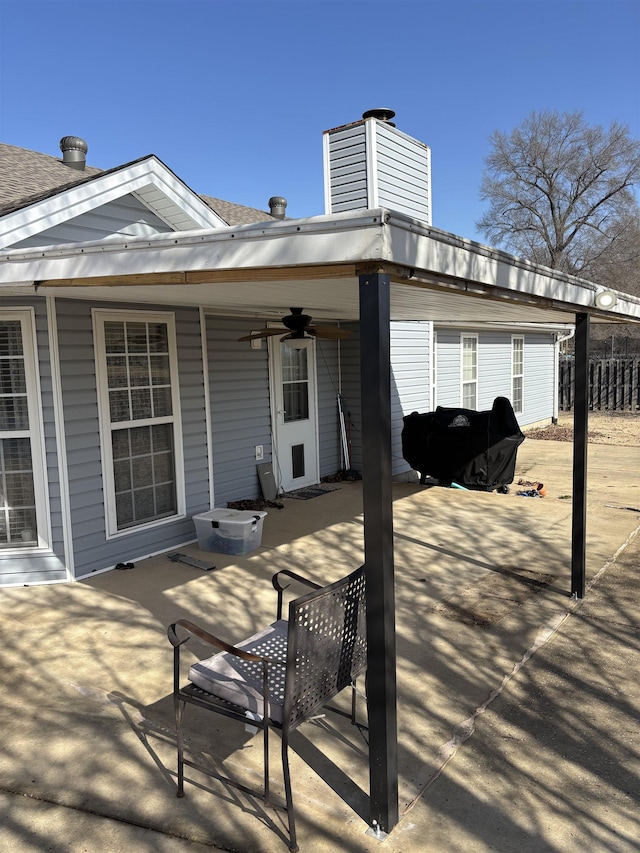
[401,397,525,490]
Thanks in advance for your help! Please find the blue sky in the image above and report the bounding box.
[1,0,638,243]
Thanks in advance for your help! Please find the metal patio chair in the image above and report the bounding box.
[167,564,367,852]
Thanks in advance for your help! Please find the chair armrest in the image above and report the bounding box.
[272,570,322,620]
[168,618,264,663]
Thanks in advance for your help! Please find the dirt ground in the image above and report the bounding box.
[525,410,640,446]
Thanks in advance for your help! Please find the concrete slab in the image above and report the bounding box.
[0,438,638,852]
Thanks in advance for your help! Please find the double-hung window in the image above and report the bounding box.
[94,311,184,536]
[461,334,478,410]
[512,335,524,414]
[0,311,48,550]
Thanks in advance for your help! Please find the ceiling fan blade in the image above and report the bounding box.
[237,328,286,342]
[309,325,352,340]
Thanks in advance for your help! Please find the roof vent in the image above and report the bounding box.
[59,136,88,170]
[362,108,396,127]
[268,196,287,219]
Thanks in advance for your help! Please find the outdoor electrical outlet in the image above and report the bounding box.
[255,445,264,461]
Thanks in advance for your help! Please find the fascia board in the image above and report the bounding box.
[1,207,638,324]
[384,211,640,320]
[0,157,224,247]
[0,210,388,285]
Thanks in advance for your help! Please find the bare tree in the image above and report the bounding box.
[585,213,640,355]
[477,110,640,275]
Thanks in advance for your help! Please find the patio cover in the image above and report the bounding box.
[2,207,639,835]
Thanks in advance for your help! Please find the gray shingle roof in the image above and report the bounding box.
[0,142,277,226]
[199,194,274,226]
[0,143,103,215]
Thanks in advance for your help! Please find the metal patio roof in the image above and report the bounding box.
[2,208,639,328]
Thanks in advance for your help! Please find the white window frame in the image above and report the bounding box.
[461,333,478,410]
[93,309,185,539]
[511,335,524,415]
[0,309,50,551]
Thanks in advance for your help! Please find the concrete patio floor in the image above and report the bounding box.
[1,437,639,852]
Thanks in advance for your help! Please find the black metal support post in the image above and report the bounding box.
[571,312,590,598]
[358,272,399,833]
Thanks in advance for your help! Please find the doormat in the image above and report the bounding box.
[433,567,556,629]
[284,485,341,500]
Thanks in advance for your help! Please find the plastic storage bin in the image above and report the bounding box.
[193,509,267,555]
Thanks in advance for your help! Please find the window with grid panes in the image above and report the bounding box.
[96,314,180,532]
[512,336,524,414]
[0,316,43,548]
[462,335,478,410]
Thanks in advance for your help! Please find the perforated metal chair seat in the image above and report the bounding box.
[188,619,288,724]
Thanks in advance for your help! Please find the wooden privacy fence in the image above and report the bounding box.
[559,356,640,412]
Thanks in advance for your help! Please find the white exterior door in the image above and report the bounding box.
[269,337,319,493]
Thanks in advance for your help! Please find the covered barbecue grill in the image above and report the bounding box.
[401,396,525,491]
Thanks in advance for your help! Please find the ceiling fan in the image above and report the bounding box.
[238,308,351,343]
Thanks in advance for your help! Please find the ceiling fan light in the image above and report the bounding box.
[283,332,311,348]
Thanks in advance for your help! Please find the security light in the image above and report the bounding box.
[594,290,617,310]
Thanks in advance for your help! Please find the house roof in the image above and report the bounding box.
[199,194,275,226]
[0,142,275,227]
[0,143,103,215]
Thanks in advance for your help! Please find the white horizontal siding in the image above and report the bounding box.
[207,319,272,505]
[390,322,431,475]
[336,328,362,470]
[316,339,343,477]
[375,123,430,222]
[338,322,431,477]
[207,321,345,501]
[435,328,556,426]
[521,334,555,425]
[477,331,511,410]
[11,195,174,249]
[434,330,461,407]
[326,124,369,213]
[57,300,207,578]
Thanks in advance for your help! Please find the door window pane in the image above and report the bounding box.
[283,383,309,422]
[281,344,309,422]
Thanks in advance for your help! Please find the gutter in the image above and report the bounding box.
[553,327,576,423]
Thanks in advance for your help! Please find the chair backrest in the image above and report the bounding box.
[283,565,366,730]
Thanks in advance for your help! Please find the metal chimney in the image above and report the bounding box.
[268,196,287,219]
[59,136,88,170]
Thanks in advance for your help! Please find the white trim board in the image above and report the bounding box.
[0,156,225,248]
